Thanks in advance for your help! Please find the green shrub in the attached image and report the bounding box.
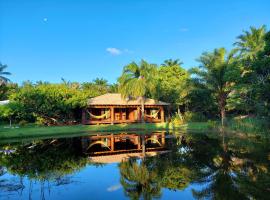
[18,120,28,126]
[171,114,184,125]
[207,120,218,129]
[183,111,207,122]
[228,117,269,135]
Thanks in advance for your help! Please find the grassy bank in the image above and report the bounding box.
[225,117,269,136]
[0,122,211,140]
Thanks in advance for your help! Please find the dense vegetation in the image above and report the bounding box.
[0,25,269,132]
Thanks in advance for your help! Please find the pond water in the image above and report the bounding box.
[0,131,269,200]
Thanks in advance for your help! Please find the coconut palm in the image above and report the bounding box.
[234,25,266,61]
[0,63,11,85]
[119,158,161,200]
[118,60,157,122]
[162,59,183,67]
[191,48,240,126]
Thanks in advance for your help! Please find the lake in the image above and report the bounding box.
[0,131,269,200]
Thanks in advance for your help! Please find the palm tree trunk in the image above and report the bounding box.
[140,96,145,123]
[219,93,227,127]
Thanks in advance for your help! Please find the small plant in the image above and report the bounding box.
[171,114,184,125]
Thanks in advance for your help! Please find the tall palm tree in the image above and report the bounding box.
[0,63,11,85]
[118,60,157,122]
[162,59,183,67]
[234,25,266,61]
[119,158,161,200]
[191,48,240,126]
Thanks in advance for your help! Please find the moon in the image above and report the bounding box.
[43,18,48,22]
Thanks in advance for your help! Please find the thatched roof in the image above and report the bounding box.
[89,151,170,163]
[87,93,169,106]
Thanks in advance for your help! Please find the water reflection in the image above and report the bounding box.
[0,131,269,199]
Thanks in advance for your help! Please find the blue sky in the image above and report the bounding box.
[1,0,270,84]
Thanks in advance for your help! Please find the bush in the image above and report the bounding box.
[171,114,184,125]
[228,117,269,135]
[183,111,207,122]
[18,120,28,126]
[207,120,218,129]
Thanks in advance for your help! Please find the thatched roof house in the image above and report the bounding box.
[82,93,169,125]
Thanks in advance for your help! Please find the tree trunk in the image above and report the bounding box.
[221,107,226,127]
[9,118,12,128]
[219,93,227,127]
[140,96,145,123]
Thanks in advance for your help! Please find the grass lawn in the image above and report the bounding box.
[0,122,211,140]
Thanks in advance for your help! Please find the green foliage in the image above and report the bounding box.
[228,117,269,135]
[250,31,270,118]
[118,60,157,98]
[170,114,184,125]
[0,102,21,124]
[0,63,11,85]
[191,48,241,125]
[155,60,189,107]
[183,111,207,122]
[3,79,114,125]
[234,25,266,61]
[0,83,18,101]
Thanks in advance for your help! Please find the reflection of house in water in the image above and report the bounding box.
[81,132,168,163]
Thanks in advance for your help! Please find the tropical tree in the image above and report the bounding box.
[232,26,268,116]
[191,48,240,126]
[118,60,157,122]
[161,59,183,67]
[0,63,11,85]
[119,158,161,200]
[234,25,266,62]
[250,31,270,117]
[156,60,189,111]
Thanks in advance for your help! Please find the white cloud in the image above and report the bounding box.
[106,47,122,56]
[107,184,122,192]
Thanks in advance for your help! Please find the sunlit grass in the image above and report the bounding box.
[0,122,211,140]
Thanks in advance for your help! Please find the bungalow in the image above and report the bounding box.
[82,93,170,125]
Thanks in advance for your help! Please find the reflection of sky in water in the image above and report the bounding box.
[1,163,202,200]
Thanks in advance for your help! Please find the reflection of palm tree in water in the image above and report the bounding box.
[192,133,247,200]
[119,158,161,200]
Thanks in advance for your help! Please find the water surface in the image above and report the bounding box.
[0,131,269,199]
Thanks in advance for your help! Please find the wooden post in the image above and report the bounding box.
[161,106,165,122]
[82,109,86,124]
[141,135,145,157]
[161,132,165,145]
[137,106,141,121]
[137,135,141,150]
[110,134,114,151]
[110,106,114,124]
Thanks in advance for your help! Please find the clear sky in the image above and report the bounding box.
[1,0,270,84]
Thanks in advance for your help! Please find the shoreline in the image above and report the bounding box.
[0,122,211,140]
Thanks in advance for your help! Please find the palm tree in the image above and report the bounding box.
[234,25,266,61]
[118,60,157,122]
[119,158,161,200]
[191,48,240,126]
[0,63,11,85]
[162,59,183,67]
